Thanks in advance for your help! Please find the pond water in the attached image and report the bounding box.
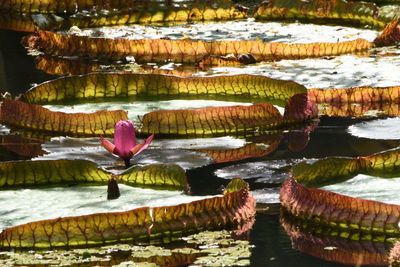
[1,17,400,266]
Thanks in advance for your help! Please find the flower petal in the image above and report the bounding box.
[130,134,154,156]
[100,136,117,155]
[114,120,136,159]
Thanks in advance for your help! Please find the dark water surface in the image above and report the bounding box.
[0,28,395,266]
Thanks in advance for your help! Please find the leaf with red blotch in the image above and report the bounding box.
[0,99,127,136]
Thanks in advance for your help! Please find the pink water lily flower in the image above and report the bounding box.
[100,120,154,167]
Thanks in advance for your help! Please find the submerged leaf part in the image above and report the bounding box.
[198,134,282,163]
[21,73,306,104]
[0,135,45,157]
[0,178,255,248]
[24,29,373,63]
[0,159,188,190]
[254,0,400,29]
[0,13,35,32]
[281,176,400,240]
[281,213,390,266]
[316,102,400,118]
[0,99,127,136]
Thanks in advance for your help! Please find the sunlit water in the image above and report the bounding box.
[70,19,378,43]
[348,117,400,140]
[321,174,400,205]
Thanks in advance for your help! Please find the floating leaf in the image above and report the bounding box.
[33,5,247,29]
[281,176,400,240]
[0,159,189,191]
[308,86,400,104]
[24,29,373,63]
[281,213,390,266]
[292,157,361,186]
[0,99,127,136]
[0,159,109,188]
[140,103,284,137]
[118,164,188,191]
[21,73,306,104]
[0,178,255,248]
[1,0,234,13]
[293,147,400,186]
[254,0,399,29]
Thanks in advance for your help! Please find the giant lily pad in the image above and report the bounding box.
[21,73,306,104]
[0,99,128,136]
[0,178,255,248]
[0,159,189,191]
[24,28,374,63]
[254,0,400,29]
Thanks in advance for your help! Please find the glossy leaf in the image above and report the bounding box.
[33,5,247,29]
[0,159,189,191]
[0,178,255,248]
[0,99,127,136]
[0,0,232,13]
[293,147,400,186]
[292,157,361,186]
[118,164,188,191]
[21,73,306,104]
[24,29,373,63]
[0,160,109,188]
[308,86,400,104]
[254,0,399,29]
[140,103,284,137]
